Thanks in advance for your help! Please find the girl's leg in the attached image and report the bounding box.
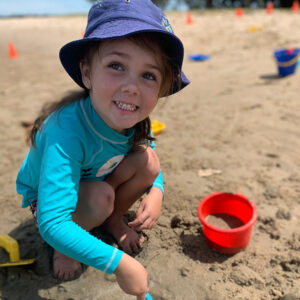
[53,146,160,280]
[104,146,160,254]
[53,181,115,281]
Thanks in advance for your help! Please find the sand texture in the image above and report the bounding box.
[0,10,300,300]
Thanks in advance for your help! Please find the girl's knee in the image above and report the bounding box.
[132,146,160,184]
[105,146,160,190]
[77,181,115,221]
[95,182,115,215]
[145,147,160,179]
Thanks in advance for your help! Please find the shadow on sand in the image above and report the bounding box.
[0,219,119,300]
[0,219,57,299]
[179,226,233,264]
[260,73,284,80]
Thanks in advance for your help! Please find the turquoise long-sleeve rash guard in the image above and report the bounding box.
[16,96,163,274]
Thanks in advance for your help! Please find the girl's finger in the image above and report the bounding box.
[135,218,152,231]
[129,212,149,228]
[135,202,146,217]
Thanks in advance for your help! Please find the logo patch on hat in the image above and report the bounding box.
[162,17,173,33]
[96,0,104,8]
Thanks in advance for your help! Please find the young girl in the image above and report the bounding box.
[16,0,189,298]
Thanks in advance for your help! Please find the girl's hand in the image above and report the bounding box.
[114,253,148,297]
[128,187,163,231]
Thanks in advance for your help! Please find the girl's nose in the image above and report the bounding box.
[120,75,140,95]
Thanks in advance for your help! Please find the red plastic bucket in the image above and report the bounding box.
[198,192,257,254]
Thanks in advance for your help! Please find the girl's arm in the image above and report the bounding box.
[128,138,164,231]
[128,186,163,231]
[114,252,149,297]
[149,138,164,195]
[38,142,149,297]
[37,139,123,274]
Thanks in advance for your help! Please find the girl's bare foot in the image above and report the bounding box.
[53,250,83,281]
[105,219,144,254]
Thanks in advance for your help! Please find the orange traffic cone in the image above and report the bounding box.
[235,8,244,17]
[292,0,299,12]
[8,42,18,59]
[266,2,274,14]
[186,11,193,25]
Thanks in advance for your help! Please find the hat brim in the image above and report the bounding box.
[59,19,189,96]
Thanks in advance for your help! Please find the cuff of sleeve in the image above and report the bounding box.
[151,182,164,195]
[104,248,124,274]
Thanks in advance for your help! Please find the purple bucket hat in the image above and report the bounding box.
[59,0,189,96]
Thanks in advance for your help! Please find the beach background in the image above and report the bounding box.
[1,7,300,300]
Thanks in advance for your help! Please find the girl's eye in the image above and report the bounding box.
[108,63,123,71]
[143,72,156,81]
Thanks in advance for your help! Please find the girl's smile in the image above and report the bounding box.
[114,101,138,112]
[80,38,163,133]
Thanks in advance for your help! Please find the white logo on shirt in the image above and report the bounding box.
[96,155,124,177]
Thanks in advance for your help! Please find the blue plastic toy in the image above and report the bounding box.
[188,54,210,61]
[146,292,153,300]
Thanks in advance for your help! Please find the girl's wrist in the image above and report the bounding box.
[148,186,163,201]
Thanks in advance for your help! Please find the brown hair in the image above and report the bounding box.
[29,32,181,148]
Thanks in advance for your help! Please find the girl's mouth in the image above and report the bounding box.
[114,100,138,112]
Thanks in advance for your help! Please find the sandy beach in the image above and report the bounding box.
[0,9,300,300]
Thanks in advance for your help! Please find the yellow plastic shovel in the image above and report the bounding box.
[0,235,35,267]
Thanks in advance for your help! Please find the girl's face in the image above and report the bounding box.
[80,38,163,133]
